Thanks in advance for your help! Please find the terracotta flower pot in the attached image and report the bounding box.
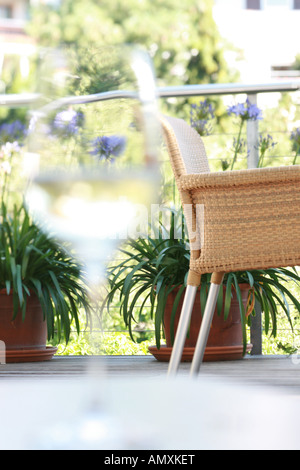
[149,283,253,362]
[0,290,57,363]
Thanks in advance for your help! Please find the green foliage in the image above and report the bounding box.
[0,46,38,125]
[292,53,300,71]
[55,331,151,356]
[102,209,300,352]
[28,0,235,89]
[101,209,189,348]
[0,201,91,343]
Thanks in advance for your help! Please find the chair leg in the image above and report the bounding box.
[190,272,225,376]
[167,285,197,377]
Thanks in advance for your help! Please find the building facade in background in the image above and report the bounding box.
[213,0,300,82]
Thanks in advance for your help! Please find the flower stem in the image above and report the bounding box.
[293,144,300,165]
[258,151,264,168]
[231,119,244,170]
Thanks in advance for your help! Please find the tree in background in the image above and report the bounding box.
[27,0,237,90]
[292,53,300,72]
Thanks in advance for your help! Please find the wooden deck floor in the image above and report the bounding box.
[1,354,300,395]
[1,355,300,449]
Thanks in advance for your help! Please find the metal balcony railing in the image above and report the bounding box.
[2,80,300,168]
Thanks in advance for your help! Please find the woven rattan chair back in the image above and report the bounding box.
[160,115,210,178]
[160,115,209,275]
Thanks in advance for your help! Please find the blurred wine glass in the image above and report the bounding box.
[24,45,160,449]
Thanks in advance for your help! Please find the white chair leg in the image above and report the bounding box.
[190,279,223,376]
[167,285,197,376]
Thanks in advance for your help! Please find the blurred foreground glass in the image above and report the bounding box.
[25,45,160,449]
[26,45,160,288]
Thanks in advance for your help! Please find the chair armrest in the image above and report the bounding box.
[177,165,300,274]
[178,165,300,191]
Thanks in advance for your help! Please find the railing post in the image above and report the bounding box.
[250,304,263,355]
[0,341,6,365]
[246,93,259,169]
[247,93,263,355]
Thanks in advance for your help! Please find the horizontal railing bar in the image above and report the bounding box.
[158,81,300,98]
[46,90,138,110]
[1,81,300,107]
[0,93,40,106]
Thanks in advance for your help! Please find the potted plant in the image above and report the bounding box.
[102,208,300,362]
[0,201,92,362]
[0,122,91,363]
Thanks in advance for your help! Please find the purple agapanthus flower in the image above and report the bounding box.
[259,133,276,152]
[290,127,300,148]
[227,99,262,121]
[290,127,300,164]
[258,133,277,168]
[90,135,127,162]
[232,136,247,155]
[190,100,215,136]
[51,109,84,138]
[0,120,27,144]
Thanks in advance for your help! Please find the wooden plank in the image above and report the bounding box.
[0,356,300,395]
[0,355,299,395]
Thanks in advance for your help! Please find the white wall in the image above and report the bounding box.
[13,0,28,20]
[214,0,295,9]
[213,1,300,83]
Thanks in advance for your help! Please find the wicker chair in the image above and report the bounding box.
[160,115,300,376]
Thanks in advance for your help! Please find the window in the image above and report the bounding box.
[246,0,261,9]
[294,0,300,8]
[0,6,12,19]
